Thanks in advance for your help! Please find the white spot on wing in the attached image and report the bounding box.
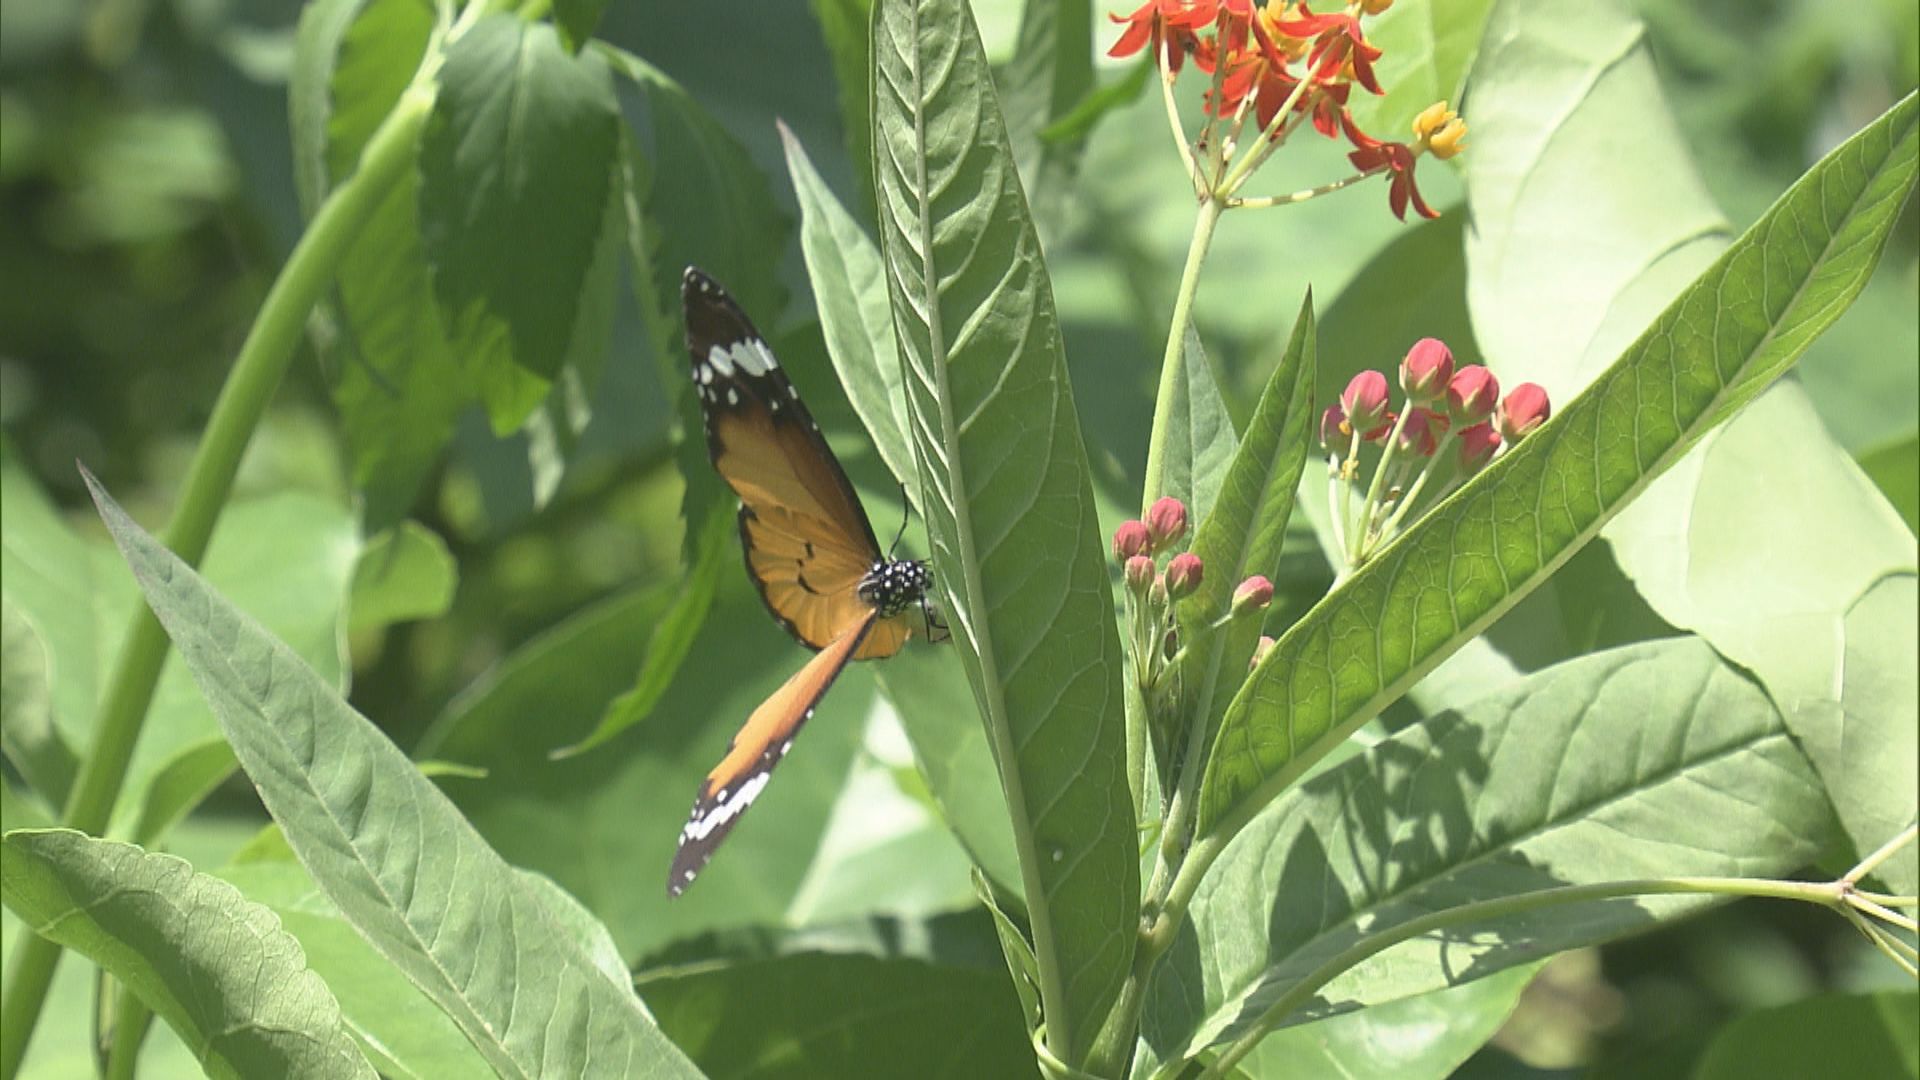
[680,771,772,843]
[726,387,739,405]
[707,344,735,377]
[730,339,777,376]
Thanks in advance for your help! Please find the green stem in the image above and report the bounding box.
[1348,406,1411,566]
[0,83,437,1080]
[1196,875,1845,1079]
[1141,196,1225,515]
[102,986,149,1080]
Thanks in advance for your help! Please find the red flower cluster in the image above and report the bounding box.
[1110,0,1467,220]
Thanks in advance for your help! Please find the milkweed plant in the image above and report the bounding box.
[0,0,1913,1078]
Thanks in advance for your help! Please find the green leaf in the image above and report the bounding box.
[1160,323,1238,528]
[1146,637,1830,1069]
[878,649,1024,897]
[84,475,702,1080]
[1691,992,1919,1080]
[1341,0,1497,145]
[420,15,620,427]
[809,0,877,214]
[288,0,371,216]
[1222,964,1535,1080]
[643,952,1032,1079]
[1038,59,1151,146]
[217,858,491,1079]
[555,504,733,758]
[781,123,917,488]
[872,0,1138,1063]
[1462,2,1920,894]
[1,598,75,810]
[1162,297,1313,793]
[972,868,1044,1034]
[998,0,1094,236]
[552,0,611,51]
[319,0,469,530]
[1197,89,1919,841]
[1858,431,1920,536]
[416,578,901,958]
[0,829,374,1080]
[347,520,456,632]
[0,448,105,771]
[130,737,237,845]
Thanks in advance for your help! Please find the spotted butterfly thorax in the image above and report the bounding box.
[669,267,937,897]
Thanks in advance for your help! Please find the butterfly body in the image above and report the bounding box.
[670,268,932,897]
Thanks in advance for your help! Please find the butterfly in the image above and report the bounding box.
[669,267,938,898]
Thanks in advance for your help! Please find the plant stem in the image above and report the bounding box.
[1140,196,1225,514]
[1229,167,1379,209]
[1348,406,1411,565]
[1196,875,1847,1078]
[102,987,149,1080]
[0,83,437,1080]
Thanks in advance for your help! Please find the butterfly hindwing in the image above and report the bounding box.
[667,612,877,897]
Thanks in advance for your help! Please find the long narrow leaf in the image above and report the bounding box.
[1197,92,1918,841]
[871,0,1138,1063]
[84,473,702,1080]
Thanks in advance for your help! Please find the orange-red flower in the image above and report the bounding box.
[1272,7,1383,94]
[1109,0,1214,74]
[1341,110,1436,220]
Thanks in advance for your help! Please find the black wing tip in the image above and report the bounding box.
[682,266,721,297]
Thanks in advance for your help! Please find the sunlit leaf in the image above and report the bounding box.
[1,830,374,1080]
[872,0,1138,1062]
[86,474,701,1079]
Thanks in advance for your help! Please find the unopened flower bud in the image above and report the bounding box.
[1457,422,1500,472]
[1360,0,1393,13]
[1149,575,1169,608]
[1145,496,1189,551]
[1446,365,1499,425]
[1361,410,1396,443]
[1165,552,1203,600]
[1113,519,1151,563]
[1399,338,1454,403]
[1232,575,1273,616]
[1124,555,1156,595]
[1249,635,1276,671]
[1396,407,1449,457]
[1340,370,1390,433]
[1320,404,1347,449]
[1498,383,1551,442]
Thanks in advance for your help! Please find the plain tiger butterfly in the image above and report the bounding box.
[669,267,938,897]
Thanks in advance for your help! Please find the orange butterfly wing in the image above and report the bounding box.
[668,612,876,896]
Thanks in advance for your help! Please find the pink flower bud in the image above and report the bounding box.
[1498,383,1551,442]
[1396,407,1449,457]
[1112,519,1151,563]
[1124,555,1156,594]
[1232,575,1273,616]
[1340,370,1390,433]
[1165,552,1203,600]
[1319,404,1346,449]
[1445,365,1499,425]
[1145,496,1189,551]
[1399,338,1454,403]
[1457,421,1500,472]
[1249,635,1276,671]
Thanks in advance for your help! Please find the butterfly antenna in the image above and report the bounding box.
[888,485,912,558]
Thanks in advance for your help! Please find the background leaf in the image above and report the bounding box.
[1145,636,1831,1070]
[642,952,1032,1079]
[1691,992,1919,1080]
[1198,89,1919,841]
[420,15,620,428]
[346,520,456,632]
[1462,0,1920,893]
[1,829,374,1080]
[873,0,1139,1061]
[86,473,702,1080]
[1159,324,1238,528]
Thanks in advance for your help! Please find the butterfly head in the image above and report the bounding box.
[858,558,931,617]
